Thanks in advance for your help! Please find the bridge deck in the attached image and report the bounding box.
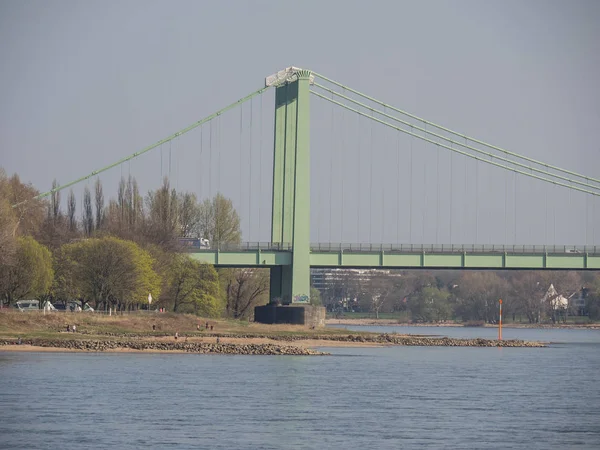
[185,243,600,270]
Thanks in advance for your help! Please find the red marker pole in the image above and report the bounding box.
[498,299,503,341]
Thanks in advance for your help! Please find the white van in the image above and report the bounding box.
[14,300,39,311]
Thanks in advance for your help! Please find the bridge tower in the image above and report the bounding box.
[266,67,313,305]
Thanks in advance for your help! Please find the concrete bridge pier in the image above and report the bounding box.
[255,67,326,326]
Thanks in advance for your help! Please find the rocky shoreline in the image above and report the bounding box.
[70,330,545,346]
[0,339,328,355]
[232,334,545,347]
[0,333,546,352]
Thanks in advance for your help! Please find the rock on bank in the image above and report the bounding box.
[0,339,328,355]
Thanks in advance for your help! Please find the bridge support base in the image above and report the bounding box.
[254,304,326,328]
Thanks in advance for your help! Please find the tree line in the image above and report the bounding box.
[0,168,268,318]
[321,268,600,323]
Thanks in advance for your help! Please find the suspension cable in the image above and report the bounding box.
[504,162,508,245]
[340,90,345,243]
[381,107,386,243]
[249,98,253,241]
[422,124,427,243]
[357,113,361,242]
[14,85,270,208]
[312,83,600,193]
[369,110,374,244]
[239,104,243,222]
[475,148,479,244]
[312,73,600,186]
[396,131,400,244]
[328,90,334,242]
[409,127,413,243]
[436,145,440,245]
[450,144,453,244]
[259,93,263,240]
[310,91,600,197]
[199,126,203,204]
[209,120,213,199]
[514,172,517,244]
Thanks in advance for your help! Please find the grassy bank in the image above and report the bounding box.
[0,310,367,340]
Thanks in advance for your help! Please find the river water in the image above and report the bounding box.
[1,326,599,450]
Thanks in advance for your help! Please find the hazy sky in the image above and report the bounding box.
[1,0,599,247]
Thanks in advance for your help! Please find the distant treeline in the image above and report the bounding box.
[320,268,600,323]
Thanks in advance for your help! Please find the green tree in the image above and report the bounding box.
[51,246,82,304]
[0,236,53,306]
[0,169,17,267]
[408,286,450,323]
[310,286,322,306]
[165,254,220,315]
[58,236,161,311]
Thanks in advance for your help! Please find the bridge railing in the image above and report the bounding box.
[178,240,598,254]
[180,241,293,252]
[309,243,599,254]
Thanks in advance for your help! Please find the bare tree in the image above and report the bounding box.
[199,193,241,246]
[454,272,509,323]
[356,271,395,318]
[510,272,552,323]
[83,186,94,236]
[6,173,46,237]
[67,189,77,232]
[178,192,201,237]
[117,177,126,227]
[145,177,179,245]
[94,178,105,230]
[50,179,61,223]
[222,268,269,319]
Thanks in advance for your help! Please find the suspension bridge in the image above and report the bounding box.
[27,66,600,304]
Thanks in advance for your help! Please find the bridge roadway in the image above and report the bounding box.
[185,243,600,270]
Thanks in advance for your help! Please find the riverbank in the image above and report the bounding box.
[0,311,546,353]
[326,318,600,329]
[0,333,545,354]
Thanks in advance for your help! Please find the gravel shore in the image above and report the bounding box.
[0,333,545,354]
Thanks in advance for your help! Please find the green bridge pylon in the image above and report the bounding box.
[267,67,313,304]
